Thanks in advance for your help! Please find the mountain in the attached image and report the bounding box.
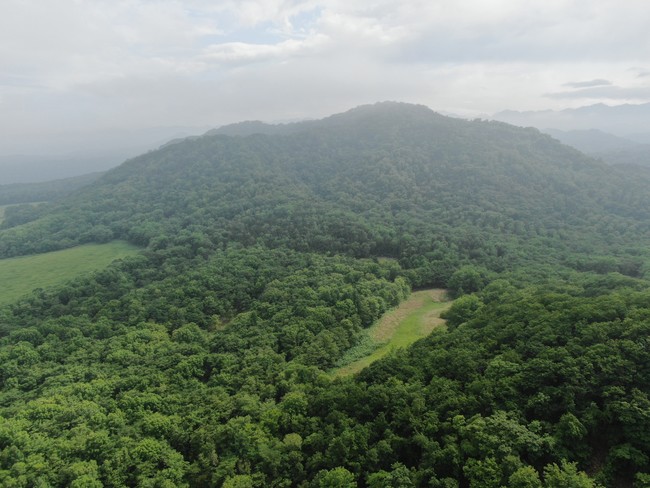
[0,172,102,206]
[593,145,650,168]
[2,102,650,486]
[542,128,650,168]
[539,128,650,168]
[4,101,650,268]
[544,128,639,154]
[493,102,650,142]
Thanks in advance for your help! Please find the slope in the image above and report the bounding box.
[544,128,639,154]
[2,102,650,282]
[1,103,650,486]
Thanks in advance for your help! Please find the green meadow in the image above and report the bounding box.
[333,289,452,377]
[0,241,140,306]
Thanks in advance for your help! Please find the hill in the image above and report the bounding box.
[1,102,650,486]
[541,129,650,168]
[3,102,650,278]
[594,145,650,168]
[0,172,102,206]
[544,128,639,154]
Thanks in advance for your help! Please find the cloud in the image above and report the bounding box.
[563,79,612,88]
[3,0,650,159]
[545,85,650,100]
[199,33,329,65]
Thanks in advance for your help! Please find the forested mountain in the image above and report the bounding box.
[2,102,650,487]
[541,129,650,168]
[593,145,650,168]
[543,129,639,155]
[0,172,102,206]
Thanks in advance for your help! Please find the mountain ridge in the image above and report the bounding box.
[2,102,649,280]
[493,102,650,142]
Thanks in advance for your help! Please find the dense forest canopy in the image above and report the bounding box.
[1,102,650,487]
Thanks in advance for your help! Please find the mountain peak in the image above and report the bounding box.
[321,101,441,124]
[207,102,444,138]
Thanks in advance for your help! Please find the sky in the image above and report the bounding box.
[1,0,650,157]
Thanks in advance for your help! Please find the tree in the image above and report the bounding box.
[543,461,597,488]
[316,467,357,487]
[447,266,489,298]
[509,466,542,488]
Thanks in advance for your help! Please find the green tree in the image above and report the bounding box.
[316,467,357,487]
[543,461,596,488]
[509,466,542,488]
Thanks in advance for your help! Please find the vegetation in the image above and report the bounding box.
[334,289,450,377]
[0,172,102,206]
[0,241,139,306]
[1,102,650,486]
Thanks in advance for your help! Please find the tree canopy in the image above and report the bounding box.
[1,102,650,486]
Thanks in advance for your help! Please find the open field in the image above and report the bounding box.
[333,289,451,377]
[0,241,139,306]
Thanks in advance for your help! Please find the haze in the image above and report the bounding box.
[2,0,650,182]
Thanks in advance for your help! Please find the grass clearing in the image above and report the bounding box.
[0,241,139,306]
[333,289,451,377]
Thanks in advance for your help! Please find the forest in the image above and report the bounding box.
[1,102,650,487]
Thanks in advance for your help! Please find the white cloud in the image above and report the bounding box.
[1,0,650,158]
[200,34,329,65]
[563,79,612,88]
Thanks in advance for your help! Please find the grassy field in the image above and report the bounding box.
[333,289,452,377]
[0,241,140,306]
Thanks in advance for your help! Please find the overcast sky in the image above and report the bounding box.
[2,0,650,156]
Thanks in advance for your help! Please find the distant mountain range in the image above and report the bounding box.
[493,102,650,143]
[493,103,650,167]
[543,129,638,153]
[0,126,209,184]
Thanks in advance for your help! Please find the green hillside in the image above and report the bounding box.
[0,172,102,205]
[1,103,650,486]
